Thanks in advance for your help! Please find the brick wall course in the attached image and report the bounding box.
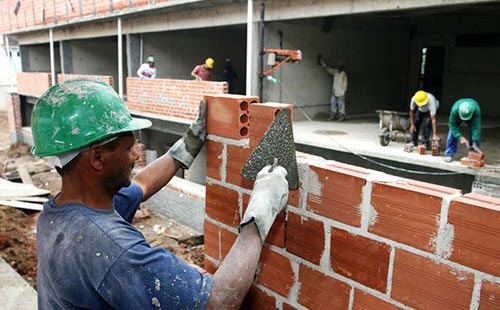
[298,264,351,309]
[248,102,292,148]
[205,94,255,140]
[330,228,391,292]
[286,212,325,265]
[257,247,295,298]
[17,72,51,98]
[241,285,277,310]
[58,74,114,86]
[307,162,367,226]
[220,227,238,260]
[203,220,219,260]
[205,139,223,181]
[369,180,459,253]
[226,144,254,190]
[448,193,500,276]
[392,249,474,310]
[352,289,402,310]
[205,182,240,227]
[479,281,500,310]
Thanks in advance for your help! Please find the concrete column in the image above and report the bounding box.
[250,22,260,98]
[60,41,73,74]
[6,93,22,143]
[126,34,141,78]
[19,46,30,71]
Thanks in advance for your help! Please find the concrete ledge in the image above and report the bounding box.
[0,257,37,309]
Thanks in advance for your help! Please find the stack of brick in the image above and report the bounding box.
[126,77,228,120]
[461,152,485,168]
[204,94,500,309]
[417,144,426,155]
[403,143,413,153]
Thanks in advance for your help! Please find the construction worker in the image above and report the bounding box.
[317,54,348,121]
[444,98,482,162]
[32,79,288,309]
[137,55,157,79]
[191,58,214,81]
[409,90,440,149]
[223,58,238,94]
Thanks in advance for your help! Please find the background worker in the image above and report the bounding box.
[137,55,157,79]
[409,90,440,149]
[317,54,348,121]
[192,58,214,81]
[223,58,238,94]
[444,98,482,162]
[32,79,289,309]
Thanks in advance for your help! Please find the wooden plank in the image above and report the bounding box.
[0,199,43,211]
[0,178,50,198]
[17,167,33,185]
[0,196,49,203]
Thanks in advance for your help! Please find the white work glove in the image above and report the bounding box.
[167,100,206,169]
[240,165,289,244]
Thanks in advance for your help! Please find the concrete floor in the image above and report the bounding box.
[292,114,500,187]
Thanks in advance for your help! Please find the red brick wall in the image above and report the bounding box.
[6,92,22,136]
[0,0,177,34]
[17,72,52,98]
[204,95,500,309]
[57,74,114,87]
[126,77,228,120]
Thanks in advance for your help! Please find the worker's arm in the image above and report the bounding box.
[151,69,156,79]
[471,107,482,154]
[431,114,439,141]
[317,54,335,75]
[449,110,462,139]
[133,100,206,201]
[137,64,145,78]
[207,165,289,309]
[191,66,202,80]
[409,109,415,134]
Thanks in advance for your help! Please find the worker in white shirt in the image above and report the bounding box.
[137,55,157,79]
[318,54,348,121]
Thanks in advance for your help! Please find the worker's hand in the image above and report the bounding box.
[410,125,416,134]
[167,100,207,169]
[240,165,289,244]
[472,142,483,154]
[432,134,440,142]
[459,136,469,147]
[317,54,323,66]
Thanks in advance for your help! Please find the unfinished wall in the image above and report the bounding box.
[17,72,51,97]
[126,77,228,120]
[142,27,247,94]
[57,74,114,87]
[21,44,61,73]
[263,20,410,120]
[204,94,500,309]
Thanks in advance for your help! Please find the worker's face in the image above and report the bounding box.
[102,132,140,194]
[148,62,155,68]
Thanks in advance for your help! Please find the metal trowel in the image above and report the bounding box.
[241,108,299,189]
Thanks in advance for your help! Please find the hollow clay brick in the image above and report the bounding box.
[257,247,295,297]
[241,285,276,310]
[249,102,293,148]
[203,258,218,275]
[417,144,426,155]
[226,144,254,189]
[205,182,240,227]
[448,193,500,277]
[203,220,219,260]
[243,193,285,247]
[352,289,401,310]
[460,157,470,166]
[282,304,298,310]
[468,151,484,161]
[206,139,223,180]
[392,249,474,310]
[205,94,257,140]
[479,281,500,310]
[472,160,485,168]
[369,180,459,252]
[220,227,238,260]
[307,163,367,227]
[286,212,325,265]
[330,228,391,292]
[298,265,351,309]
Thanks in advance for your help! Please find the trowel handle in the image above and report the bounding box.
[268,158,279,173]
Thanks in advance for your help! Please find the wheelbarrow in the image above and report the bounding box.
[376,110,411,146]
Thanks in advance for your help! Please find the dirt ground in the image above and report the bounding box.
[0,110,205,289]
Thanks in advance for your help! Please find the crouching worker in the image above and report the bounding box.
[444,98,482,162]
[32,79,289,309]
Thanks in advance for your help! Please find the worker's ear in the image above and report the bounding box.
[88,145,105,171]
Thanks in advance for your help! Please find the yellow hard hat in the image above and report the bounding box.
[205,58,214,69]
[414,90,428,107]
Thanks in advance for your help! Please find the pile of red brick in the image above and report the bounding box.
[461,152,485,168]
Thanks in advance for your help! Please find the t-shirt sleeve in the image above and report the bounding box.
[98,243,213,309]
[113,183,143,223]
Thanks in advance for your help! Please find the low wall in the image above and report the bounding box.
[57,74,113,87]
[126,77,228,120]
[203,94,500,309]
[17,72,51,98]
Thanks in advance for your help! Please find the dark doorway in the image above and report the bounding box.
[418,46,446,100]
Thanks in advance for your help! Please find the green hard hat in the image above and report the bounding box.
[457,98,477,121]
[31,79,152,157]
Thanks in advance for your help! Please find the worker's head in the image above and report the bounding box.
[457,98,477,121]
[414,90,428,107]
[336,61,345,71]
[147,55,155,67]
[205,58,214,69]
[31,79,152,173]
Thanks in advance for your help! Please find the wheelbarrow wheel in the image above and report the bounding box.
[379,128,391,146]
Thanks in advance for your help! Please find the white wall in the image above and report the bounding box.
[23,44,61,73]
[263,20,410,120]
